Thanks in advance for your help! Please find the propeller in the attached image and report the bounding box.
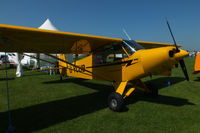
[165,18,189,81]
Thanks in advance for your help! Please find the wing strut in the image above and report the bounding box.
[44,53,113,81]
[23,54,57,66]
[44,53,93,74]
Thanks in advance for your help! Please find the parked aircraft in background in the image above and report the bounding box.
[193,53,200,74]
[0,52,37,68]
[0,59,2,66]
[0,52,15,66]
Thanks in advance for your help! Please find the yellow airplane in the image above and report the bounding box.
[0,20,189,111]
[193,53,200,74]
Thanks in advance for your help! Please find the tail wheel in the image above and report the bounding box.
[146,83,158,97]
[60,75,63,81]
[108,92,124,111]
[150,88,158,97]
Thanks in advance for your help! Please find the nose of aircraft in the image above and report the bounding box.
[174,49,189,59]
[174,49,189,81]
[141,47,188,76]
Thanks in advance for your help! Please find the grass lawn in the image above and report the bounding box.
[0,57,200,133]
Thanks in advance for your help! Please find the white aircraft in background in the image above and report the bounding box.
[0,52,15,65]
[0,59,2,66]
[0,52,37,68]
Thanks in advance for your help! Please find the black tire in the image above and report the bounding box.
[60,75,63,81]
[150,88,158,97]
[108,92,124,111]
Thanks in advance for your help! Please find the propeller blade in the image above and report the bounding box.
[179,59,190,81]
[165,18,179,52]
[165,18,189,81]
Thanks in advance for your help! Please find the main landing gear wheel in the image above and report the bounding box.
[108,92,124,112]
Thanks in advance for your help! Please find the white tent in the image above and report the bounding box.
[38,18,58,31]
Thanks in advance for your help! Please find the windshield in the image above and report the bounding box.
[122,40,144,55]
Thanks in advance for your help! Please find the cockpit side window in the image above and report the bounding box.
[93,40,144,64]
[93,43,128,64]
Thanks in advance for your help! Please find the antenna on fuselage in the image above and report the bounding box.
[122,28,132,40]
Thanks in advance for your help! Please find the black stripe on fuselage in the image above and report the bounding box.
[86,59,138,68]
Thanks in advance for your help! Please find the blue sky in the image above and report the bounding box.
[0,0,199,50]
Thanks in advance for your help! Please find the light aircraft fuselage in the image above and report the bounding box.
[0,23,189,111]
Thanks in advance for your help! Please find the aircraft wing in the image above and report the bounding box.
[0,24,180,54]
[0,24,122,54]
[136,40,181,49]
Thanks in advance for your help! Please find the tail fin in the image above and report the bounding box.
[193,53,200,74]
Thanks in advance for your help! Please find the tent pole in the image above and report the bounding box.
[3,38,14,133]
